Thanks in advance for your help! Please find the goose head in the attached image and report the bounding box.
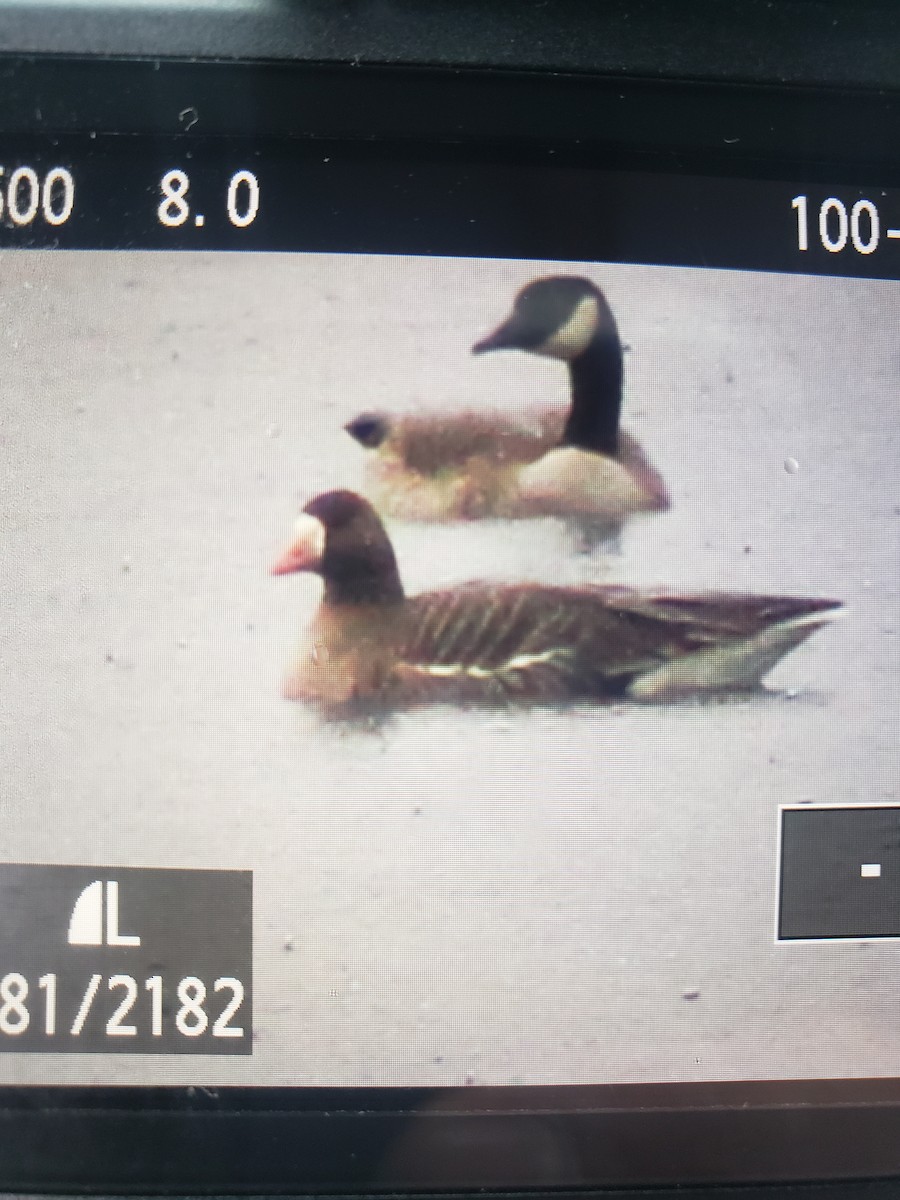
[343,411,392,449]
[272,490,405,606]
[474,276,625,458]
[472,276,616,362]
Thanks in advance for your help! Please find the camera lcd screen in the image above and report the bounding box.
[1,247,897,1088]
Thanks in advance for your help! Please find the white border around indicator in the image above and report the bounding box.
[774,802,900,945]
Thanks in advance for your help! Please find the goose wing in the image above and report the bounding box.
[395,584,617,702]
[393,585,842,703]
[601,589,842,640]
[587,588,844,698]
[384,408,563,474]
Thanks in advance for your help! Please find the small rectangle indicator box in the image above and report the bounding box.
[0,865,252,1054]
[777,805,900,942]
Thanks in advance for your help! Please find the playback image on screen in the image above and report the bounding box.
[0,250,898,1086]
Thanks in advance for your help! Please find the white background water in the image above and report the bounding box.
[0,250,898,1086]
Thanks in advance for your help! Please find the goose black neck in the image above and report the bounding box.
[561,328,624,456]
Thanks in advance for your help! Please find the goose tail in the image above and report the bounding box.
[625,597,843,702]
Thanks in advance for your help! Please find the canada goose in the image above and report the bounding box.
[344,276,669,542]
[272,490,840,712]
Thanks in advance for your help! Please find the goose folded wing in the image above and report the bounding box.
[395,584,840,698]
[394,584,703,698]
[387,408,563,474]
[589,587,843,679]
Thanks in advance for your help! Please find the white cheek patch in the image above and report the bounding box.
[293,513,326,561]
[536,294,600,360]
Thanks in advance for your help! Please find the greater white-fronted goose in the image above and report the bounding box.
[272,491,840,712]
